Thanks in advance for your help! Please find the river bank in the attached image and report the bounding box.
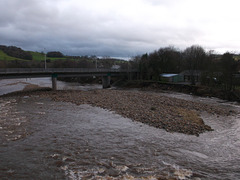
[2,88,234,136]
[119,80,240,102]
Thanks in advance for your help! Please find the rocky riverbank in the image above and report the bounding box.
[3,89,234,136]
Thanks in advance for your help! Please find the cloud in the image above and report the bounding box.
[1,0,240,56]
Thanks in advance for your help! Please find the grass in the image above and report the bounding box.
[0,49,127,63]
[30,52,67,61]
[177,108,203,125]
[48,57,67,61]
[0,50,25,61]
[0,50,69,61]
[29,51,44,61]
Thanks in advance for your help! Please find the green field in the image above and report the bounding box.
[0,50,25,61]
[0,49,126,67]
[29,51,44,61]
[30,51,67,61]
[0,50,68,61]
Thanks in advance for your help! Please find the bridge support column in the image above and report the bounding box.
[102,75,111,89]
[128,72,133,80]
[52,74,57,91]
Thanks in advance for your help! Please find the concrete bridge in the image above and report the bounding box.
[0,68,138,90]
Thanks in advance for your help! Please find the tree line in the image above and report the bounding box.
[46,51,64,58]
[1,44,240,94]
[0,45,33,60]
[130,45,240,92]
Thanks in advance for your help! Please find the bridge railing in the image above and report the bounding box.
[0,68,138,74]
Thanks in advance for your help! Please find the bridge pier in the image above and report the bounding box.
[52,74,57,91]
[0,69,139,90]
[102,75,111,89]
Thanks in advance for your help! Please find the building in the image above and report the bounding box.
[111,64,120,70]
[160,73,184,83]
[180,70,202,83]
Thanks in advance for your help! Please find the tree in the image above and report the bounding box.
[183,45,206,85]
[0,45,32,60]
[148,50,160,80]
[47,51,64,58]
[133,47,183,81]
[139,53,149,80]
[220,52,237,92]
[157,46,183,73]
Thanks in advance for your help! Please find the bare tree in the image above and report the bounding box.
[220,52,237,93]
[183,45,206,85]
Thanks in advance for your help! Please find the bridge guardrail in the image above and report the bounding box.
[0,68,138,74]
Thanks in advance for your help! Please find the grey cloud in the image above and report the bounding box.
[1,0,239,57]
[0,0,194,56]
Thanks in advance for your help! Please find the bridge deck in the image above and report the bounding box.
[0,68,138,89]
[0,68,137,79]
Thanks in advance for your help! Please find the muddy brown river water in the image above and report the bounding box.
[0,78,240,179]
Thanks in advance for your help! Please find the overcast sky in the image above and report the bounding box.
[1,0,240,57]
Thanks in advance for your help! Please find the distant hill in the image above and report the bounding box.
[0,45,127,63]
[0,45,128,69]
[0,45,67,61]
[0,45,33,60]
[29,51,66,61]
[0,50,26,61]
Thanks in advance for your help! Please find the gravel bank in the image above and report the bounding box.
[24,89,232,136]
[2,89,234,136]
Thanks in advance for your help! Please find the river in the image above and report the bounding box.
[0,78,240,179]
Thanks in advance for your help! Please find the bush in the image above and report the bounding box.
[47,51,64,58]
[0,45,32,60]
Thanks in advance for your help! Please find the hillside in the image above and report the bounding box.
[0,50,26,61]
[0,45,33,60]
[0,45,70,61]
[29,51,67,61]
[0,45,128,69]
[0,49,68,62]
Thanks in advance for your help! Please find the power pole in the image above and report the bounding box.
[44,48,47,69]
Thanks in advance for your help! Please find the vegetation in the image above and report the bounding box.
[0,45,32,60]
[30,51,67,61]
[0,50,25,61]
[0,45,128,69]
[47,51,64,58]
[1,44,240,100]
[130,45,240,100]
[29,51,45,61]
[220,53,238,93]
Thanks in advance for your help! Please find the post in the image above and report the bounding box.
[129,72,133,80]
[102,75,111,89]
[44,48,47,69]
[52,74,57,90]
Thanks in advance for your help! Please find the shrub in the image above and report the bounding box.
[47,51,64,58]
